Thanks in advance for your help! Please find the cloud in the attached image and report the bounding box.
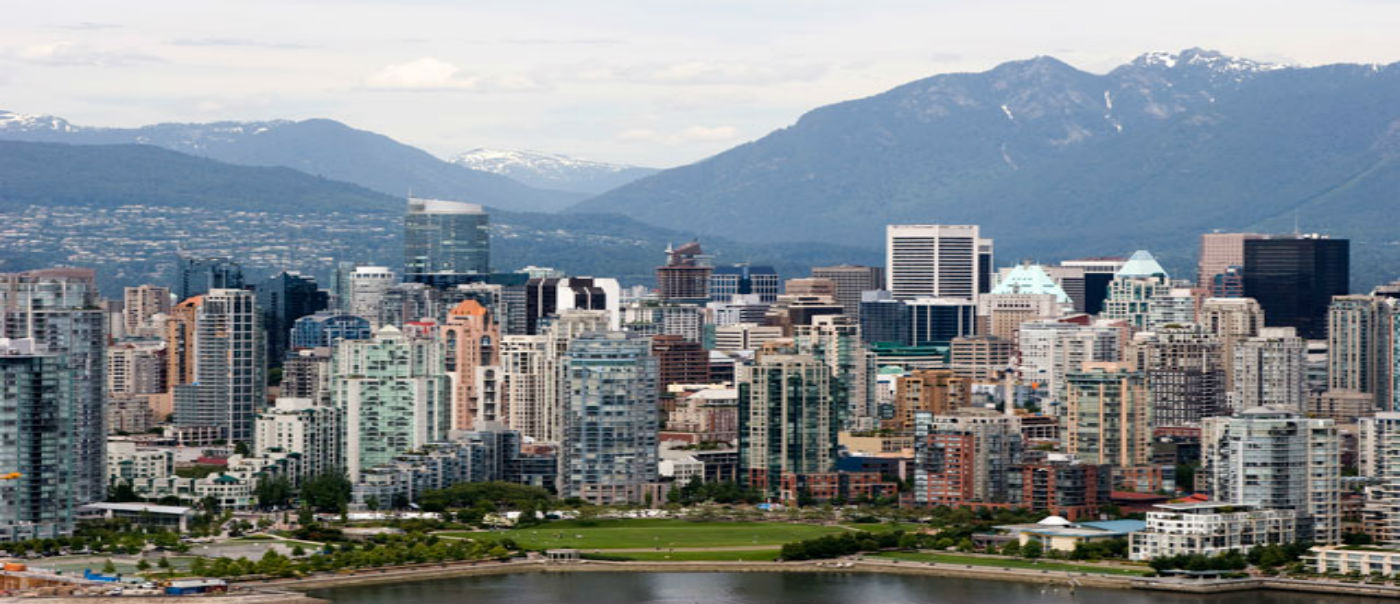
[53,22,122,31]
[364,57,546,92]
[626,60,830,86]
[9,41,161,67]
[365,57,480,90]
[170,38,313,49]
[617,125,739,145]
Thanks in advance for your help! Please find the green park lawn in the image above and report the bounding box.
[446,519,865,551]
[873,551,1151,576]
[591,549,782,562]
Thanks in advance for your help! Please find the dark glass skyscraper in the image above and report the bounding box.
[256,271,329,365]
[404,198,490,280]
[174,253,244,301]
[1244,235,1349,340]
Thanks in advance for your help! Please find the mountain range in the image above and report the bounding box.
[573,48,1400,288]
[450,148,657,195]
[0,112,583,213]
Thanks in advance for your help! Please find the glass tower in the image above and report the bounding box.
[404,198,490,280]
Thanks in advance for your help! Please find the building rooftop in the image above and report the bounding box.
[1115,250,1169,279]
[991,264,1072,304]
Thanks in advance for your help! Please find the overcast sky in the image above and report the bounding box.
[4,1,1400,167]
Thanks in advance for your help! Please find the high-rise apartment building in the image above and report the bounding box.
[1327,295,1393,406]
[811,265,884,318]
[1201,407,1341,544]
[0,269,107,505]
[1065,362,1151,468]
[561,332,659,505]
[1243,235,1349,340]
[290,312,373,350]
[1229,327,1306,411]
[0,338,76,541]
[333,325,450,479]
[347,266,397,323]
[1198,232,1265,290]
[651,334,709,392]
[740,350,840,497]
[253,397,343,482]
[172,288,266,443]
[443,300,500,430]
[1101,250,1172,329]
[887,369,970,433]
[655,241,712,301]
[123,285,171,334]
[1130,326,1227,427]
[173,254,244,301]
[913,408,1023,506]
[1017,320,1122,404]
[885,224,983,301]
[403,198,490,279]
[1357,413,1400,545]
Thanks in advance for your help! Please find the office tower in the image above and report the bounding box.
[524,277,621,334]
[764,294,844,336]
[713,322,785,352]
[1243,234,1349,340]
[0,339,75,541]
[859,290,911,346]
[1228,327,1306,411]
[885,224,982,301]
[1017,320,1122,404]
[907,297,976,346]
[709,265,780,304]
[913,409,1023,506]
[1065,362,1151,467]
[0,269,106,505]
[403,197,490,279]
[950,335,1014,381]
[123,285,171,333]
[172,289,266,443]
[811,265,884,318]
[1060,257,1126,316]
[333,325,450,479]
[785,278,837,298]
[561,332,659,505]
[1201,407,1341,544]
[888,369,971,432]
[256,271,328,366]
[443,300,500,430]
[375,282,437,328]
[1039,265,1088,313]
[977,238,995,295]
[283,348,333,406]
[739,350,840,497]
[254,398,343,482]
[1198,233,1265,290]
[290,312,373,350]
[655,241,712,301]
[348,266,397,323]
[1102,250,1172,329]
[173,254,244,301]
[652,335,709,392]
[1327,295,1393,406]
[707,293,769,327]
[1210,266,1247,298]
[1130,326,1226,427]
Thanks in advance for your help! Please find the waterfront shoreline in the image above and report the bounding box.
[249,558,1400,600]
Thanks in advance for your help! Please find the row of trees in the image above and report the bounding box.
[1,523,190,557]
[779,530,909,561]
[188,533,517,579]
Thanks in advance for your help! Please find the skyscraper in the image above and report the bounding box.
[1198,232,1265,290]
[347,266,396,323]
[885,224,983,301]
[256,271,328,366]
[0,338,76,541]
[403,198,490,279]
[811,265,884,318]
[655,241,712,301]
[906,297,976,346]
[172,289,266,443]
[1059,257,1126,316]
[913,408,1023,506]
[561,332,659,505]
[1243,235,1349,340]
[443,299,501,430]
[173,254,244,301]
[123,285,171,334]
[709,265,779,304]
[1326,295,1393,406]
[1065,362,1151,468]
[0,269,107,505]
[1230,327,1306,411]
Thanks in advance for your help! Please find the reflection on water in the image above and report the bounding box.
[308,571,1384,604]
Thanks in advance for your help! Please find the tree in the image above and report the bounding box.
[136,559,151,571]
[158,557,171,570]
[301,472,353,512]
[366,496,380,511]
[102,559,117,574]
[255,475,295,510]
[234,441,252,456]
[108,482,142,503]
[1021,540,1043,560]
[1000,541,1022,557]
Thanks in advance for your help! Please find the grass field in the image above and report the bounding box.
[873,551,1150,576]
[590,549,782,562]
[446,519,867,551]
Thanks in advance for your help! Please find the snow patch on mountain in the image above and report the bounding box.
[451,148,657,195]
[0,110,80,133]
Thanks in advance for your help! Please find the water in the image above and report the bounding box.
[307,571,1382,604]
